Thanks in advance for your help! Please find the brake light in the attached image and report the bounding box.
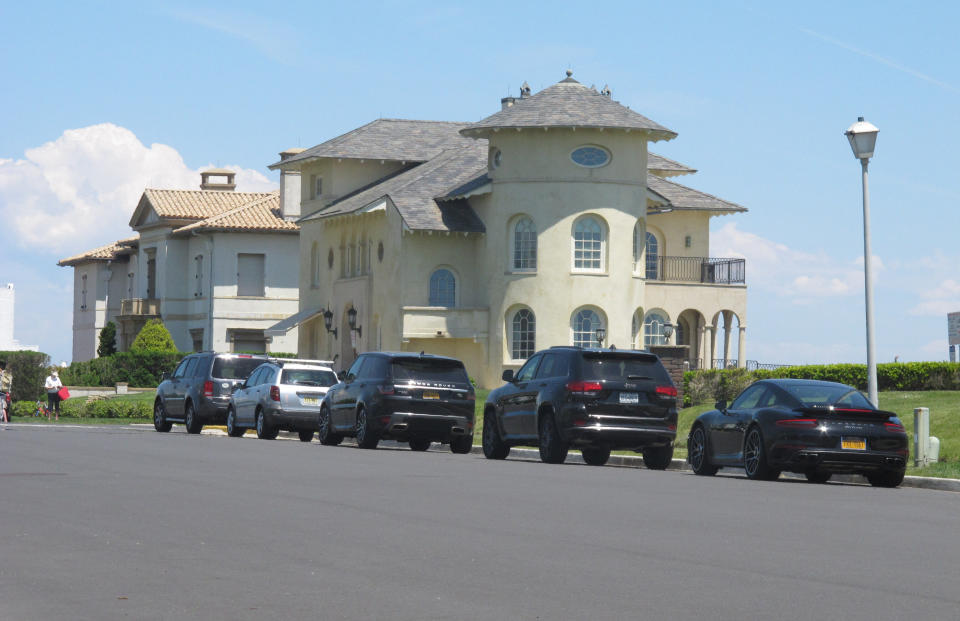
[203,381,214,397]
[655,385,678,398]
[884,422,905,433]
[466,390,476,401]
[566,381,603,396]
[776,419,818,428]
[377,385,395,395]
[270,385,280,401]
[238,355,252,358]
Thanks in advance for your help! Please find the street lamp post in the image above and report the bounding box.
[845,117,880,407]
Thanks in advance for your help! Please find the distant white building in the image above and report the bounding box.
[0,283,39,352]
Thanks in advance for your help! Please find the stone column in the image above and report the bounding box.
[704,325,716,369]
[722,311,733,368]
[737,325,747,368]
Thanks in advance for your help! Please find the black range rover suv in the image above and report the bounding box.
[318,352,475,452]
[483,347,678,467]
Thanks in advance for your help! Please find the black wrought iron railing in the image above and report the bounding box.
[646,257,745,284]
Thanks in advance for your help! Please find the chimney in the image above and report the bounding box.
[278,148,305,220]
[200,168,236,191]
[500,96,517,110]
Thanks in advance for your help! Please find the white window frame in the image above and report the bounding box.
[644,310,669,348]
[572,215,605,272]
[429,268,457,308]
[510,308,536,360]
[571,308,604,348]
[511,216,537,272]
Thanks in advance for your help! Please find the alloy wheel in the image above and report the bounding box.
[744,428,761,477]
[690,427,706,471]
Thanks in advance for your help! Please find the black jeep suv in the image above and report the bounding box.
[154,352,268,434]
[318,352,475,452]
[483,347,678,468]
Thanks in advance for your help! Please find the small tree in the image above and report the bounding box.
[130,319,178,353]
[97,321,117,357]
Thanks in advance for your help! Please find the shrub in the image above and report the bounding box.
[60,351,185,388]
[11,397,151,419]
[97,321,117,357]
[0,350,51,401]
[130,319,177,353]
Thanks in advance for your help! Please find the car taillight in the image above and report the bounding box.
[377,385,395,395]
[655,385,678,398]
[466,390,476,401]
[566,381,603,396]
[203,381,214,397]
[884,422,905,433]
[270,385,280,401]
[776,419,818,428]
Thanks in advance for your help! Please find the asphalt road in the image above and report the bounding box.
[1,424,957,621]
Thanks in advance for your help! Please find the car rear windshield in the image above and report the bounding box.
[211,357,265,380]
[781,384,875,409]
[391,359,469,384]
[581,353,670,383]
[281,368,337,387]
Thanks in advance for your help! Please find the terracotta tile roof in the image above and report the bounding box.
[173,192,298,234]
[142,188,275,220]
[58,236,139,266]
[462,75,676,141]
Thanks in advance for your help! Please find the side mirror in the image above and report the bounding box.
[161,372,171,381]
[337,370,346,381]
[502,369,515,382]
[715,400,727,412]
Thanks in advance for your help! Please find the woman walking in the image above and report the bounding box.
[45,369,63,421]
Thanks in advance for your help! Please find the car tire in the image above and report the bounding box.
[298,430,314,442]
[408,438,431,451]
[355,407,379,449]
[538,411,568,464]
[689,425,719,476]
[153,400,173,432]
[482,411,510,460]
[805,470,832,484]
[581,447,611,466]
[642,444,674,470]
[866,470,905,488]
[226,407,245,438]
[743,426,780,481]
[317,406,342,446]
[450,435,473,454]
[256,408,278,440]
[184,402,202,435]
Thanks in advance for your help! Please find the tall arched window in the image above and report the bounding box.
[572,308,603,348]
[676,320,686,345]
[573,216,604,271]
[511,308,536,359]
[645,232,659,280]
[512,217,537,271]
[644,311,668,347]
[429,269,456,307]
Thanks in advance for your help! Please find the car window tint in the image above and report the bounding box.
[515,354,542,382]
[246,367,265,386]
[260,367,278,385]
[535,353,569,379]
[581,353,669,382]
[183,357,199,378]
[212,356,265,380]
[192,356,210,377]
[282,369,337,387]
[173,358,190,378]
[346,357,365,381]
[361,357,389,380]
[758,387,794,409]
[782,383,875,409]
[390,359,469,384]
[730,384,767,409]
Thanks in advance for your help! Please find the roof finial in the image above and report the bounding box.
[601,84,611,97]
[520,81,531,97]
[565,69,573,78]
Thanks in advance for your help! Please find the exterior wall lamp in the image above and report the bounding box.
[662,321,674,344]
[347,306,362,338]
[595,327,606,347]
[323,308,337,339]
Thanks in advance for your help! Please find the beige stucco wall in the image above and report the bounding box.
[299,159,407,218]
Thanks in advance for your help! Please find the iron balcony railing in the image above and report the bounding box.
[646,257,745,284]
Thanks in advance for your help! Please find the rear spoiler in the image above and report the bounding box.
[794,405,897,420]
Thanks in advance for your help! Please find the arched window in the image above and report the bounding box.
[511,308,536,360]
[429,269,456,307]
[676,321,686,345]
[644,311,668,348]
[645,232,659,280]
[572,308,603,348]
[573,216,604,271]
[512,217,537,271]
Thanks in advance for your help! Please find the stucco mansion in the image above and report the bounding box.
[269,72,747,387]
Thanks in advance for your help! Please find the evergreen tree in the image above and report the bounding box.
[130,319,178,353]
[97,321,117,357]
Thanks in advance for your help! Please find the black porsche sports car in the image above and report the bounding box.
[687,379,908,487]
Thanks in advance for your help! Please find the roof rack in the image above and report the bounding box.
[267,357,335,366]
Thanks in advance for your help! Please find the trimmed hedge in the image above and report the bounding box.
[683,362,960,406]
[59,351,185,388]
[12,397,150,419]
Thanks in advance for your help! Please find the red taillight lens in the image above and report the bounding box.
[203,381,214,397]
[566,381,603,395]
[269,385,280,401]
[776,419,818,428]
[377,385,395,395]
[466,391,476,401]
[884,422,905,433]
[655,385,678,398]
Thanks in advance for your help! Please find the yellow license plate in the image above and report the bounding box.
[841,437,866,450]
[422,390,440,400]
[302,398,319,405]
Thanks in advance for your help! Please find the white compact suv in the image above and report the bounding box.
[226,358,337,441]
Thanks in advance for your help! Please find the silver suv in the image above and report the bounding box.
[226,358,337,441]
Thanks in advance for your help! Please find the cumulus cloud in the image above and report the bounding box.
[909,279,960,316]
[0,123,277,256]
[710,222,881,304]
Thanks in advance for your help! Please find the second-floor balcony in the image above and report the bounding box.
[646,257,745,284]
[119,298,160,316]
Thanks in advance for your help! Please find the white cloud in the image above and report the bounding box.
[909,279,960,316]
[710,222,880,303]
[0,123,277,257]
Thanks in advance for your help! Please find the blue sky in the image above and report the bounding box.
[1,1,958,365]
